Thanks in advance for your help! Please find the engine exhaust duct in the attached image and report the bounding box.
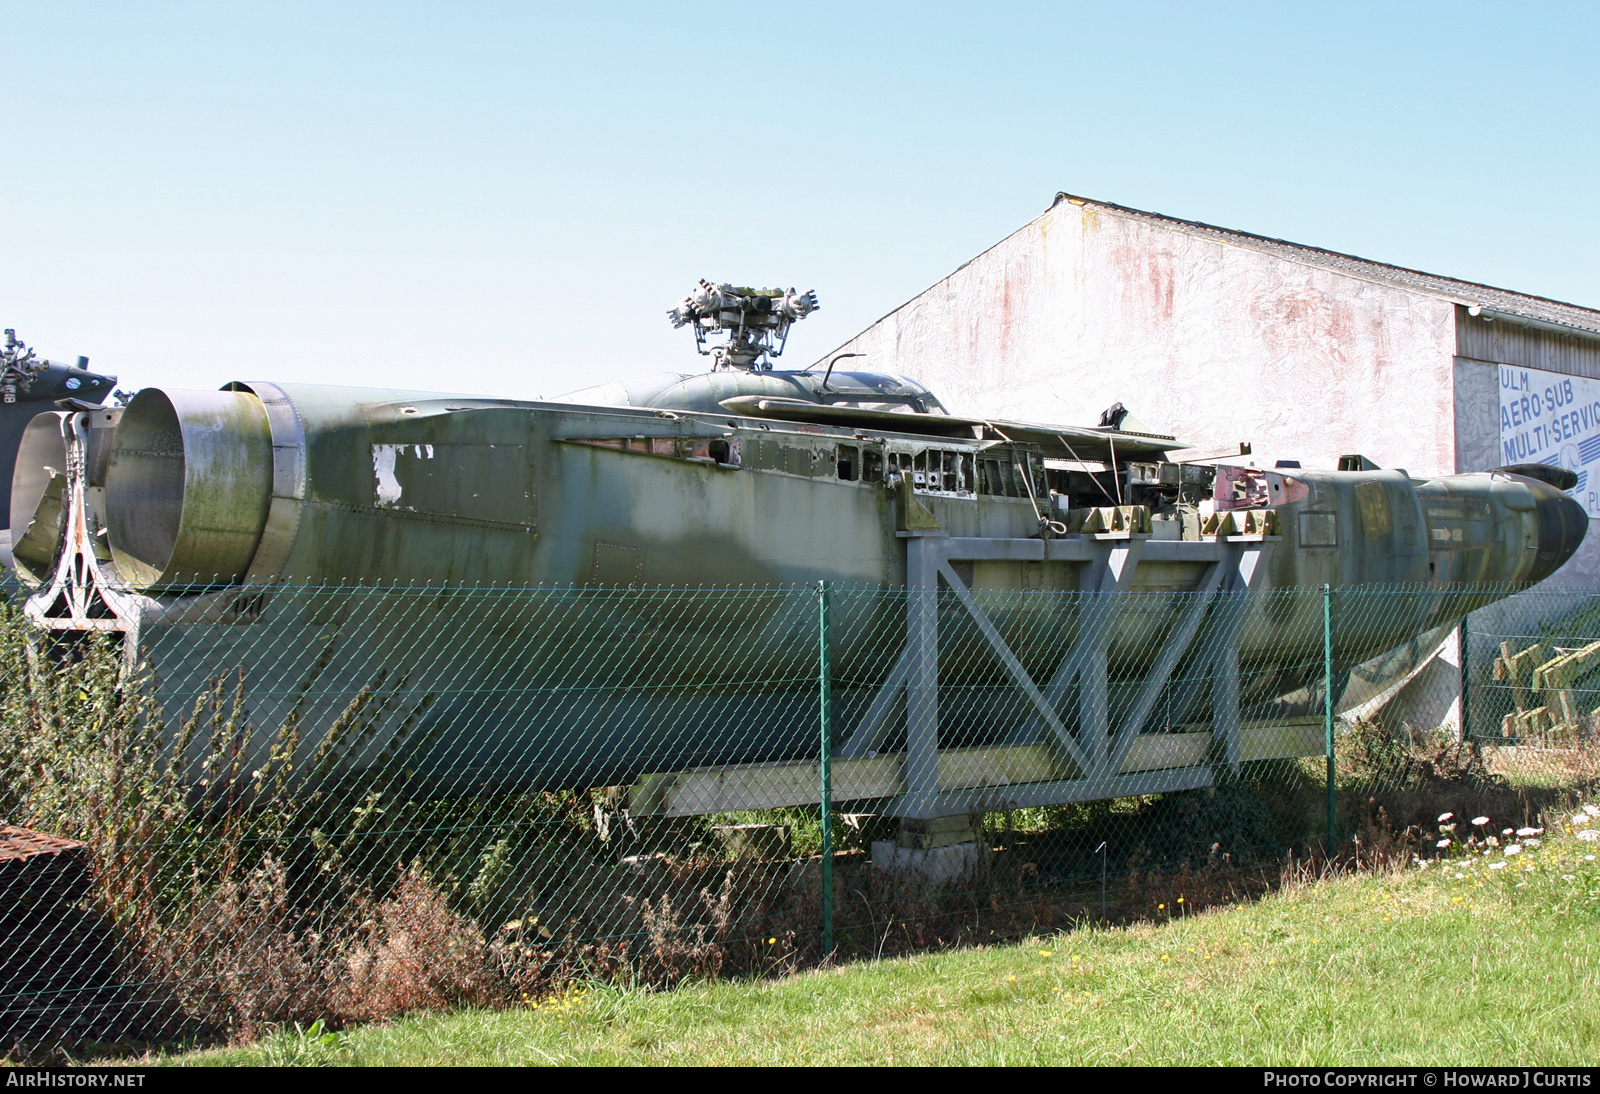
[102,389,273,590]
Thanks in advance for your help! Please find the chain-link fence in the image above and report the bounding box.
[1,581,1597,1060]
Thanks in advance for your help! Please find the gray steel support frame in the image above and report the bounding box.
[837,531,1276,819]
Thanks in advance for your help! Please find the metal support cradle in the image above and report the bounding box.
[627,529,1333,820]
[839,529,1278,819]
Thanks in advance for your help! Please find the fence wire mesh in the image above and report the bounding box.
[1,581,1597,1060]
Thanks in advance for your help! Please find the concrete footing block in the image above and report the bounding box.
[871,839,988,883]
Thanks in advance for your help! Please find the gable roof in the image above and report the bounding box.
[1057,193,1600,336]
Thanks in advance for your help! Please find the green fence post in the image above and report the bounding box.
[1459,611,1470,743]
[819,579,835,957]
[1323,583,1336,851]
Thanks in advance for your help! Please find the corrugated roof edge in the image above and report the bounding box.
[1055,192,1600,336]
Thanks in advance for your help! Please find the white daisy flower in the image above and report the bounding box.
[1517,827,1539,837]
[1488,862,1506,870]
[1585,805,1600,817]
[1439,812,1455,823]
[1436,838,1452,848]
[1471,816,1490,826]
[1505,845,1523,855]
[1575,830,1600,842]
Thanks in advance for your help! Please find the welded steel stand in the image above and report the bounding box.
[630,530,1306,822]
[1323,583,1336,850]
[847,529,1276,818]
[818,580,835,957]
[902,533,944,818]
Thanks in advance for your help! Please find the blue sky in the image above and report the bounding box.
[3,1,1598,402]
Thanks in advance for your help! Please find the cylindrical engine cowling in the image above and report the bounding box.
[104,389,273,590]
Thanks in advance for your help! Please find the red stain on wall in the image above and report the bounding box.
[1108,242,1176,327]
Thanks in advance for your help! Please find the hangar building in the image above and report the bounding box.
[820,193,1600,731]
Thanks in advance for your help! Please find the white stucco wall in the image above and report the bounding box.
[822,198,1600,734]
[826,198,1461,477]
[1452,355,1500,472]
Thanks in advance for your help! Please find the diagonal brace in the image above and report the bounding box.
[1107,561,1226,774]
[936,560,1091,775]
[1041,540,1145,708]
[834,646,910,758]
[1144,542,1271,730]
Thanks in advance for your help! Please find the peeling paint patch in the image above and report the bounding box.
[368,442,533,527]
[373,444,435,507]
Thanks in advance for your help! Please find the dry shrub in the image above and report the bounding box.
[1338,720,1561,846]
[637,871,734,988]
[1343,805,1426,871]
[340,863,505,1020]
[124,857,516,1037]
[0,617,517,1051]
[131,854,336,1042]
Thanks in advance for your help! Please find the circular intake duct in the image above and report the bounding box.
[103,389,273,590]
[7,412,71,584]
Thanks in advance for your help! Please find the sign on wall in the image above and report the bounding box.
[1500,364,1600,517]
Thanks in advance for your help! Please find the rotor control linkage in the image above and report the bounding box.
[668,281,819,371]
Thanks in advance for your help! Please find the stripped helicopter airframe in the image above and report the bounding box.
[6,284,1585,812]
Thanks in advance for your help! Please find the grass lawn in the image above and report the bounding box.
[165,814,1600,1067]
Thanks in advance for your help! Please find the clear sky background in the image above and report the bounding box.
[3,1,1598,404]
